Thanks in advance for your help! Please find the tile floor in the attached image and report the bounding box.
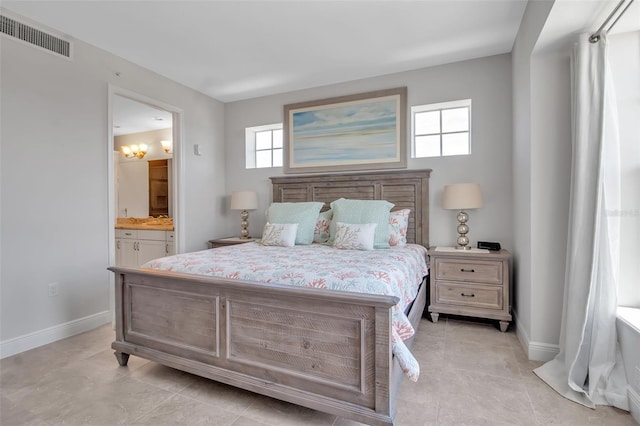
[1,316,636,425]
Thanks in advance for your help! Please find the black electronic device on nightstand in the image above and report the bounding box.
[478,241,501,251]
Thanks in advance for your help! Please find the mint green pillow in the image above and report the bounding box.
[266,202,324,245]
[329,198,394,249]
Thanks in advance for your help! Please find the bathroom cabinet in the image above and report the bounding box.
[148,159,169,217]
[116,229,174,267]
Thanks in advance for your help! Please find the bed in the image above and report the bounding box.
[108,169,431,425]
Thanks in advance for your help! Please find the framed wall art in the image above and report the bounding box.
[283,87,407,174]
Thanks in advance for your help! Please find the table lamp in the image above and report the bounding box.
[442,183,483,250]
[230,190,258,239]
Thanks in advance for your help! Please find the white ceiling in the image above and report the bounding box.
[3,0,529,103]
[5,0,636,136]
[112,95,172,136]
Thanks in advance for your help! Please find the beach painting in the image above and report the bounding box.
[283,87,407,173]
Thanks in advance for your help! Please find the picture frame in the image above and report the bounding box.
[283,87,407,174]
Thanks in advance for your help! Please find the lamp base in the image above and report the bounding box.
[239,210,251,239]
[454,210,471,250]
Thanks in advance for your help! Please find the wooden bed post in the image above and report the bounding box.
[113,272,129,366]
[374,306,394,419]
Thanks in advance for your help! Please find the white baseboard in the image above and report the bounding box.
[0,310,111,359]
[513,309,560,362]
[527,340,560,362]
[629,387,640,425]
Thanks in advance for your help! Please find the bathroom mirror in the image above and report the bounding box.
[113,95,173,218]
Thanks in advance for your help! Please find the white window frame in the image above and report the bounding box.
[411,99,472,158]
[245,123,283,169]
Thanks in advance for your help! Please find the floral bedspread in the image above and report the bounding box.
[143,243,429,381]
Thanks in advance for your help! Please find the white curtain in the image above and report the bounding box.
[534,34,629,410]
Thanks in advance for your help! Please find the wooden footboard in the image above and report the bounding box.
[109,266,427,425]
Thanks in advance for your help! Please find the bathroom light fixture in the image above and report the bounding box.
[160,140,172,154]
[442,183,483,250]
[230,190,258,239]
[120,144,148,159]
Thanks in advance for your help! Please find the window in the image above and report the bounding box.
[609,32,640,308]
[245,123,283,168]
[411,99,471,158]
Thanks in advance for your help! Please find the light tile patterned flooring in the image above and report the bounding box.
[1,316,636,425]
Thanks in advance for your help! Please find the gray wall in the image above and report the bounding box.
[1,30,226,354]
[528,48,571,355]
[511,0,580,360]
[511,0,548,356]
[224,54,514,252]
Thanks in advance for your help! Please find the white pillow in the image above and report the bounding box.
[261,222,298,247]
[332,222,377,250]
[266,202,324,245]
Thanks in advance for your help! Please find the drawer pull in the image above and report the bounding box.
[460,268,475,273]
[460,293,475,297]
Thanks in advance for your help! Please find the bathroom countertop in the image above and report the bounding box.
[115,217,174,231]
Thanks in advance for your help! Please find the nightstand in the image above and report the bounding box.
[207,237,259,249]
[428,247,512,332]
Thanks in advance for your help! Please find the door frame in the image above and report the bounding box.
[107,85,184,322]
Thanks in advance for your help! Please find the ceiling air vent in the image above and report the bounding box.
[1,14,71,58]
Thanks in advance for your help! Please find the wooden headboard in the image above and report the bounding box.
[271,169,431,247]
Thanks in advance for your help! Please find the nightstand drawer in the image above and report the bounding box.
[435,281,503,310]
[435,258,503,285]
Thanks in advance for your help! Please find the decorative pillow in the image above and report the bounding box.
[329,199,394,249]
[266,202,323,245]
[332,222,377,250]
[389,209,411,247]
[313,209,332,243]
[260,222,298,247]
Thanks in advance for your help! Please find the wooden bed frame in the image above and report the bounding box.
[109,169,431,425]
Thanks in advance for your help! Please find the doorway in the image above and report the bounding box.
[107,86,183,320]
[113,95,173,218]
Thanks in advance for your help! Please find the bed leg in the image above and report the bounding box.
[114,351,130,366]
[430,312,439,323]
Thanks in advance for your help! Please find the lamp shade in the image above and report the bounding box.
[442,183,483,210]
[230,190,258,210]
